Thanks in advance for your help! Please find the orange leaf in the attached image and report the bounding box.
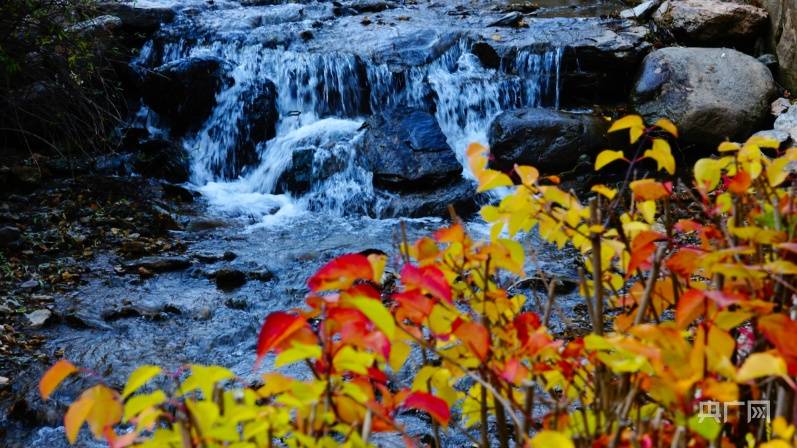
[255,312,307,367]
[676,289,705,329]
[627,231,664,276]
[65,394,94,444]
[402,391,450,426]
[453,319,490,361]
[727,170,751,194]
[630,179,671,201]
[40,359,78,400]
[307,254,373,292]
[759,314,797,359]
[666,247,703,278]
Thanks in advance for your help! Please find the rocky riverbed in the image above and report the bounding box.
[1,0,797,445]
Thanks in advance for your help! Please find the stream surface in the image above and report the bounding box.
[8,0,628,445]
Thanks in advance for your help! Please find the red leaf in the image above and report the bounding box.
[514,312,542,348]
[452,319,490,361]
[308,254,374,292]
[400,264,452,304]
[759,314,797,359]
[255,312,307,367]
[402,391,450,426]
[500,358,529,385]
[675,219,703,233]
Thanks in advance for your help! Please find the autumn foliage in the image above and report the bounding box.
[40,116,797,447]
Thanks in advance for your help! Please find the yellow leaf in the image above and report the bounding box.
[275,342,322,368]
[123,390,166,422]
[773,416,796,440]
[40,359,77,400]
[608,115,644,133]
[65,394,94,444]
[737,353,788,383]
[428,304,457,335]
[531,430,575,448]
[389,340,411,372]
[349,296,395,339]
[477,169,513,192]
[654,118,678,137]
[642,138,675,175]
[332,346,375,375]
[694,158,723,191]
[638,200,656,224]
[765,260,797,276]
[84,385,122,438]
[515,165,539,186]
[595,150,626,171]
[591,184,617,200]
[718,141,741,152]
[122,365,161,399]
[767,156,792,187]
[630,126,644,144]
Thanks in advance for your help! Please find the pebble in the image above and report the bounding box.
[19,279,39,290]
[26,309,52,327]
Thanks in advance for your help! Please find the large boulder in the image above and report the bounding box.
[362,107,462,191]
[632,47,777,148]
[132,138,190,183]
[762,0,797,92]
[376,179,478,218]
[653,0,768,46]
[487,108,607,173]
[141,56,233,135]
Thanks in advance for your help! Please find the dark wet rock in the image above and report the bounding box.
[213,269,248,290]
[775,105,797,142]
[25,309,52,328]
[63,312,114,331]
[193,251,237,263]
[0,226,21,248]
[620,0,661,20]
[362,107,462,192]
[224,297,249,310]
[161,183,197,202]
[377,179,477,218]
[514,275,579,295]
[487,11,524,28]
[488,108,607,173]
[371,31,465,68]
[141,56,233,135]
[132,138,190,183]
[349,0,395,13]
[653,0,768,46]
[471,41,501,69]
[186,217,228,232]
[277,148,314,195]
[632,47,777,148]
[761,0,797,92]
[10,166,43,189]
[68,15,123,38]
[224,81,279,179]
[102,304,176,321]
[248,269,275,282]
[122,256,191,273]
[96,1,176,33]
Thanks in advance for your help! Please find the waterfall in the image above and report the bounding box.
[134,13,564,222]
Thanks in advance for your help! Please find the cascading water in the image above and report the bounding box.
[134,2,565,224]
